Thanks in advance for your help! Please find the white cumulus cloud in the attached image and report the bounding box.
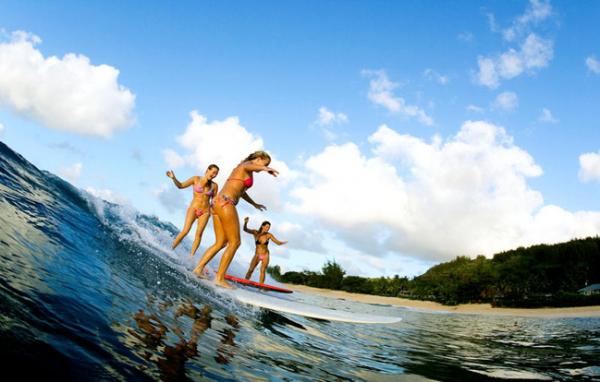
[170,111,296,211]
[476,57,500,88]
[362,69,434,126]
[85,187,129,205]
[314,106,348,141]
[163,149,186,169]
[466,105,485,114]
[586,56,600,74]
[277,221,326,253]
[177,111,264,173]
[153,183,187,214]
[521,33,554,68]
[289,121,600,262]
[58,162,83,184]
[503,0,553,41]
[579,151,600,183]
[315,106,348,126]
[538,107,558,123]
[487,13,500,33]
[0,122,4,136]
[476,33,553,88]
[0,30,135,138]
[492,91,519,111]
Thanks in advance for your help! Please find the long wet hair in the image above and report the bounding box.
[259,221,271,233]
[243,150,271,165]
[204,164,219,185]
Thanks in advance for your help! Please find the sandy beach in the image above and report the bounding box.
[282,283,600,318]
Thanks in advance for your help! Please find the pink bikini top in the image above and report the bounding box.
[194,183,214,197]
[228,175,253,189]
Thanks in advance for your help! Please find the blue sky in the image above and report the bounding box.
[1,1,599,277]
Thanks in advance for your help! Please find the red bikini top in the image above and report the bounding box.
[228,175,253,188]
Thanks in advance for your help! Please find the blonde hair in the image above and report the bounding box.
[243,150,271,164]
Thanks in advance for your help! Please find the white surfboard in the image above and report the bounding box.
[230,288,402,324]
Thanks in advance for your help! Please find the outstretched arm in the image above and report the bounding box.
[241,192,266,211]
[243,217,257,235]
[242,163,279,177]
[268,234,287,246]
[166,171,196,189]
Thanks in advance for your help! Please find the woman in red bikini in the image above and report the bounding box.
[166,164,219,257]
[193,150,278,288]
[243,218,287,284]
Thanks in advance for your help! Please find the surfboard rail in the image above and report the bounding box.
[199,274,402,324]
[225,274,294,293]
[233,289,402,324]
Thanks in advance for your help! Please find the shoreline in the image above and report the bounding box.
[281,283,600,318]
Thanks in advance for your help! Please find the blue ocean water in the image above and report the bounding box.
[1,141,599,381]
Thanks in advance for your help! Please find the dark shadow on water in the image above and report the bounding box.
[257,309,306,338]
[367,303,392,307]
[0,277,151,381]
[125,297,242,381]
[1,333,78,380]
[214,313,240,365]
[306,317,331,324]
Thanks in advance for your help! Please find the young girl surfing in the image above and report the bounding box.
[243,218,287,284]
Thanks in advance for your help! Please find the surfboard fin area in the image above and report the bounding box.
[195,273,402,324]
[231,289,402,324]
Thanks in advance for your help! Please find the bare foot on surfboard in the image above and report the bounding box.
[193,267,211,279]
[214,279,234,289]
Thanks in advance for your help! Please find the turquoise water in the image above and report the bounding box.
[1,141,599,381]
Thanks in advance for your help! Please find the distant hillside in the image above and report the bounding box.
[269,237,600,308]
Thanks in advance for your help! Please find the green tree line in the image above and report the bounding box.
[267,237,600,308]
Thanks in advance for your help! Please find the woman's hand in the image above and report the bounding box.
[244,217,249,223]
[265,167,279,177]
[166,170,175,179]
[254,203,267,211]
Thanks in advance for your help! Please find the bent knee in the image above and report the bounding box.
[228,240,241,249]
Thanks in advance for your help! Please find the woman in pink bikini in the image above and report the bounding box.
[166,164,219,257]
[193,150,278,288]
[243,218,287,284]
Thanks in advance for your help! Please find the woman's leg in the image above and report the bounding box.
[190,213,210,257]
[259,256,269,284]
[214,205,241,288]
[172,206,197,249]
[245,255,260,280]
[193,215,226,277]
